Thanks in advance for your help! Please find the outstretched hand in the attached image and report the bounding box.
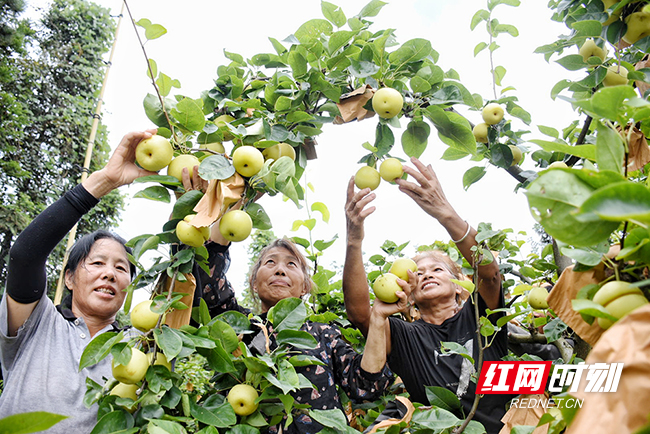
[84,129,159,198]
[394,157,455,222]
[345,177,376,245]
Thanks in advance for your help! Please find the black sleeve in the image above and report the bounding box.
[6,185,99,303]
[191,242,249,316]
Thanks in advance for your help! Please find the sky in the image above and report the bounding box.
[28,0,579,299]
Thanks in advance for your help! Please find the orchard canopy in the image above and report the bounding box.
[13,0,650,433]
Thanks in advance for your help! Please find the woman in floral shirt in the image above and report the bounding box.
[193,238,396,434]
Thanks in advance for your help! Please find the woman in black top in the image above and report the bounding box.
[343,157,512,434]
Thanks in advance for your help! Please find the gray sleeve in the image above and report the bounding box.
[0,291,52,371]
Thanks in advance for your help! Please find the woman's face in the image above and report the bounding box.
[253,246,309,312]
[66,238,131,322]
[411,256,461,307]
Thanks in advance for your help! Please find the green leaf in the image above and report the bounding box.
[0,412,68,434]
[462,166,486,190]
[246,203,272,230]
[321,1,347,27]
[560,246,603,266]
[494,65,506,86]
[327,30,355,54]
[388,38,432,65]
[424,106,477,156]
[589,85,637,122]
[294,19,333,44]
[571,19,603,38]
[526,170,620,246]
[308,409,353,432]
[311,202,330,222]
[198,155,236,181]
[578,181,650,223]
[144,24,167,40]
[410,76,432,97]
[276,330,318,349]
[474,41,488,57]
[90,410,135,434]
[440,341,474,364]
[401,120,430,158]
[411,407,460,430]
[530,139,596,161]
[288,50,308,78]
[555,54,587,71]
[210,320,240,353]
[268,298,308,332]
[424,386,462,412]
[595,122,624,174]
[358,0,387,18]
[538,125,559,139]
[374,123,395,157]
[147,419,187,434]
[190,400,236,428]
[470,9,490,30]
[494,23,519,37]
[543,318,568,343]
[171,190,204,220]
[133,186,171,203]
[171,97,206,132]
[314,235,338,252]
[79,332,123,371]
[143,93,169,128]
[571,299,618,321]
[154,327,184,361]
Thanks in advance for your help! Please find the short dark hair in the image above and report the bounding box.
[64,230,136,282]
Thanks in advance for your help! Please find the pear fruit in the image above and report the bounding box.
[219,210,253,242]
[389,258,417,281]
[232,146,264,177]
[135,135,174,172]
[527,286,549,309]
[379,158,404,182]
[372,87,403,119]
[227,384,259,416]
[354,166,381,191]
[112,347,149,384]
[482,103,504,125]
[373,273,402,304]
[131,300,161,332]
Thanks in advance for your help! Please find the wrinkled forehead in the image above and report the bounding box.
[415,256,455,274]
[261,246,299,262]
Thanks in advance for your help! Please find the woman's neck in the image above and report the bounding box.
[419,299,460,325]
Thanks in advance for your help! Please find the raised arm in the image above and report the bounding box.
[5,130,157,336]
[395,157,501,310]
[342,177,376,336]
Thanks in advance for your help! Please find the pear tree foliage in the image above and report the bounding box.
[79,0,650,433]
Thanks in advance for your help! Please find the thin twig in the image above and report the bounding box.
[122,0,176,142]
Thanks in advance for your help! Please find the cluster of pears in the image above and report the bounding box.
[471,103,522,166]
[109,300,172,411]
[373,258,418,303]
[135,134,207,182]
[354,158,404,191]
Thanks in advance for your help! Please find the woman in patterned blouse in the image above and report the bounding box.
[177,164,397,434]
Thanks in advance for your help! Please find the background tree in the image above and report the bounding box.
[0,0,126,296]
